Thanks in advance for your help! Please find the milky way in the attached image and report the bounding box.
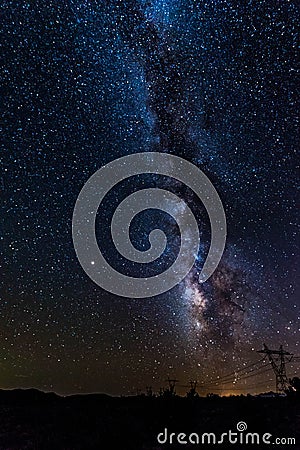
[0,0,299,395]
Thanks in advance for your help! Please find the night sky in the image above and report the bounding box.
[1,0,299,396]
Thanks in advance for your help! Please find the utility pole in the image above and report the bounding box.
[146,386,153,397]
[165,377,179,396]
[187,380,198,398]
[258,344,293,393]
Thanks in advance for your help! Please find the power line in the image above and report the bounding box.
[199,360,268,387]
[237,366,273,382]
[202,345,298,393]
[198,364,273,391]
[198,352,299,390]
[199,359,265,385]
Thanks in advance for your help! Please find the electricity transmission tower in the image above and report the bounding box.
[187,380,198,398]
[146,386,153,397]
[165,377,179,396]
[258,344,293,393]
